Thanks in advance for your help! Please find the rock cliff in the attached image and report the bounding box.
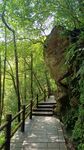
[44,26,70,114]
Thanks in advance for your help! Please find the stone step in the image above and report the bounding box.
[39,102,56,105]
[32,111,53,116]
[32,99,56,116]
[38,105,54,108]
[33,108,53,112]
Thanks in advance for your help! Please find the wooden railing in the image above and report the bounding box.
[0,90,47,150]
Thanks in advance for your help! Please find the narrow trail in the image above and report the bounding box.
[10,96,67,150]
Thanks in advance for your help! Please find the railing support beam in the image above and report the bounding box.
[30,100,33,119]
[21,105,25,132]
[44,89,46,102]
[37,94,38,108]
[5,114,12,150]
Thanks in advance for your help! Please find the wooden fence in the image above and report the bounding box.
[0,90,47,150]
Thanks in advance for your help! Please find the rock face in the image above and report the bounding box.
[43,26,70,114]
[44,26,69,81]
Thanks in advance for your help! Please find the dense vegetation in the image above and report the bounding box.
[63,31,84,149]
[0,0,84,149]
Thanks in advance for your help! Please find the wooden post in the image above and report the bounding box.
[5,114,12,150]
[30,100,33,119]
[48,93,50,98]
[21,105,25,132]
[31,53,33,100]
[44,89,46,102]
[37,94,38,108]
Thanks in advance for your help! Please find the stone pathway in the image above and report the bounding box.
[11,116,67,150]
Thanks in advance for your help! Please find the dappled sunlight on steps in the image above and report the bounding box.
[10,96,67,150]
[11,116,67,150]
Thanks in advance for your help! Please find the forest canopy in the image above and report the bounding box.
[0,0,84,149]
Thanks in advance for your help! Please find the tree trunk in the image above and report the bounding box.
[31,53,33,100]
[24,58,26,103]
[25,59,44,93]
[0,55,2,125]
[2,12,21,122]
[33,72,43,93]
[13,32,21,122]
[6,60,17,96]
[2,27,7,112]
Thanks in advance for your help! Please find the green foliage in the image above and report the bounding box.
[49,78,57,91]
[0,132,5,147]
[65,43,76,64]
[72,60,84,149]
[0,1,84,149]
[78,143,84,150]
[64,28,84,148]
[4,86,18,115]
[72,116,84,150]
[72,118,84,141]
[63,108,78,130]
[0,38,53,122]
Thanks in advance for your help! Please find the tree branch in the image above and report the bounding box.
[2,11,15,33]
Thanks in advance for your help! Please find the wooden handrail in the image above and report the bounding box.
[0,91,46,150]
[0,104,30,150]
[0,141,6,149]
[11,121,23,138]
[11,110,23,122]
[26,103,30,109]
[29,91,47,119]
[0,122,8,131]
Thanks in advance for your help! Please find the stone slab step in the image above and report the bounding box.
[39,102,56,105]
[38,105,54,108]
[32,111,53,116]
[33,108,53,112]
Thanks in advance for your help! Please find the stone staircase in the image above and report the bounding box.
[32,97,56,116]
